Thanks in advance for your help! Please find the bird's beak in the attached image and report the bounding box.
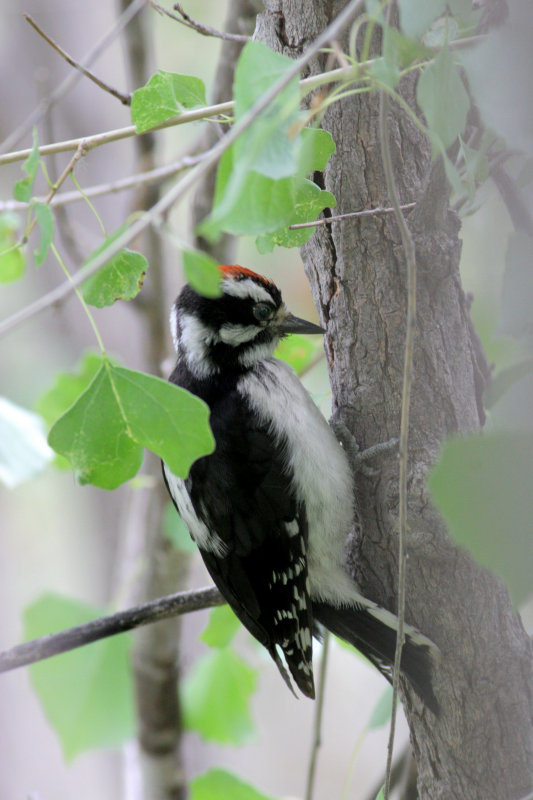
[277,312,326,335]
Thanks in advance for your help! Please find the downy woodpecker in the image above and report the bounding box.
[163,265,438,712]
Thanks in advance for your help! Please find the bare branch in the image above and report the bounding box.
[289,202,416,229]
[0,0,145,155]
[0,153,205,213]
[0,102,233,166]
[24,14,131,105]
[0,0,365,340]
[0,586,224,674]
[147,0,250,42]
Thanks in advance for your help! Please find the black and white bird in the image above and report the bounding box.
[163,265,438,712]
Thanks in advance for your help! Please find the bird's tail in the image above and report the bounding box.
[312,599,439,715]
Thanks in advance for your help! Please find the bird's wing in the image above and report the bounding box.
[180,389,315,697]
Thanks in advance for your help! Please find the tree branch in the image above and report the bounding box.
[0,65,362,167]
[0,586,224,674]
[147,0,251,42]
[289,203,416,229]
[24,13,131,105]
[0,153,206,212]
[0,102,234,166]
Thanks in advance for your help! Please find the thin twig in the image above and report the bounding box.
[0,0,145,155]
[379,44,418,800]
[22,141,89,243]
[289,203,416,229]
[147,0,250,42]
[0,153,206,213]
[0,586,224,674]
[0,0,366,340]
[24,14,131,105]
[305,631,330,800]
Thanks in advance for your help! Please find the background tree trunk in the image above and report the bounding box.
[256,2,533,798]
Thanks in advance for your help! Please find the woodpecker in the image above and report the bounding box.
[163,265,438,713]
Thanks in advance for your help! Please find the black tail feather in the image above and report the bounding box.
[312,600,439,715]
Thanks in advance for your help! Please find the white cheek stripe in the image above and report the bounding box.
[177,312,219,378]
[222,276,273,303]
[219,323,261,345]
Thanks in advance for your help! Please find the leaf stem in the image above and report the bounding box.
[51,243,106,353]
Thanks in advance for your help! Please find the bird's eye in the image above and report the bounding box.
[253,302,274,323]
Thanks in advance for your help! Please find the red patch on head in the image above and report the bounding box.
[219,264,272,286]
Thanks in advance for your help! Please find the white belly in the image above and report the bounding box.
[238,358,356,603]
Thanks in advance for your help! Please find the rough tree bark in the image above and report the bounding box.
[256,2,533,798]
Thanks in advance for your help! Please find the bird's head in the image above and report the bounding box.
[171,265,325,379]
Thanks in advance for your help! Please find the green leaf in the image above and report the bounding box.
[24,593,134,761]
[398,0,447,39]
[383,26,432,71]
[0,244,25,283]
[233,41,301,180]
[374,788,385,800]
[33,202,54,266]
[163,502,198,554]
[0,213,25,283]
[255,180,335,251]
[275,334,317,374]
[48,360,214,489]
[0,397,53,488]
[37,351,104,426]
[369,57,400,90]
[417,44,470,149]
[299,128,336,174]
[82,242,147,308]
[13,128,41,202]
[190,769,278,800]
[182,648,257,744]
[200,606,240,649]
[200,147,296,240]
[200,42,303,240]
[131,70,207,133]
[183,249,222,297]
[500,232,533,339]
[366,685,393,730]
[428,432,533,605]
[365,0,385,23]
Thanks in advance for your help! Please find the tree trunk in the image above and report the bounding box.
[256,3,533,798]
